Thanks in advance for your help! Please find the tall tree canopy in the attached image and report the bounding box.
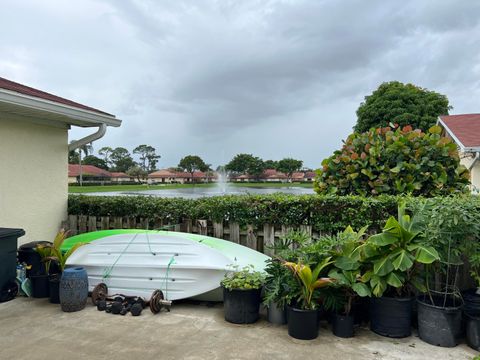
[264,160,278,170]
[133,144,161,172]
[178,155,209,180]
[354,81,451,133]
[225,153,265,178]
[110,147,136,172]
[98,146,114,168]
[82,155,108,170]
[314,125,469,197]
[126,165,148,183]
[277,158,303,181]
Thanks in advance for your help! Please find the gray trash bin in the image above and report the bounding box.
[0,228,25,291]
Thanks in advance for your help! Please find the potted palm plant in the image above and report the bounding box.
[221,265,265,324]
[326,226,371,338]
[360,203,439,338]
[45,229,85,304]
[284,257,333,340]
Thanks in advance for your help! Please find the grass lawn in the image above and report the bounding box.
[68,182,313,193]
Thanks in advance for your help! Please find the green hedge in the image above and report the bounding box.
[68,194,480,234]
[69,194,407,233]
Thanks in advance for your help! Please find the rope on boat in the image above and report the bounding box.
[102,226,179,298]
[102,232,140,280]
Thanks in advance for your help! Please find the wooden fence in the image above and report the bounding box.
[63,215,319,256]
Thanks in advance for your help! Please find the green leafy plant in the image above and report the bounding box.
[221,265,265,290]
[284,257,333,310]
[262,259,299,308]
[360,203,440,297]
[354,81,451,133]
[35,244,54,274]
[326,226,371,315]
[315,125,469,197]
[47,229,85,272]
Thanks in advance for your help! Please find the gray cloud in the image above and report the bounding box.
[1,0,480,168]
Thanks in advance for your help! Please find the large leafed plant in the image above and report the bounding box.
[360,204,439,297]
[314,125,469,197]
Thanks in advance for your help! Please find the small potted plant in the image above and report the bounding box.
[326,226,371,338]
[45,229,84,304]
[221,265,265,324]
[361,203,439,338]
[284,257,333,340]
[30,244,53,298]
[263,258,298,325]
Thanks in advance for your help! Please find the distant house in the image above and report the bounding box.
[68,165,135,184]
[0,77,121,244]
[68,164,112,184]
[148,169,212,184]
[438,114,480,191]
[230,169,315,183]
[110,172,132,183]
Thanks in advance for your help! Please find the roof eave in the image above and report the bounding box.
[0,88,121,127]
[437,117,467,152]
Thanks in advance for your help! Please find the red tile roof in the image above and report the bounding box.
[0,77,113,116]
[68,164,111,177]
[439,114,480,149]
[110,172,129,178]
[148,169,209,178]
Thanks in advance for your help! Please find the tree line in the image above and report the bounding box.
[69,143,307,182]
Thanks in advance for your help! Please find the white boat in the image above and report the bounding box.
[66,232,269,301]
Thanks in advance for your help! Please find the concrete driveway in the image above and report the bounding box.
[0,298,477,360]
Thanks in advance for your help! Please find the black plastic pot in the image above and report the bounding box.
[332,313,354,338]
[352,297,369,326]
[465,313,480,351]
[463,289,480,317]
[267,301,286,325]
[223,287,261,324]
[30,274,50,298]
[370,296,413,338]
[17,241,51,277]
[287,306,318,340]
[49,274,61,304]
[417,295,463,347]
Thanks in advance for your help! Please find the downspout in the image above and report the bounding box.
[68,124,107,186]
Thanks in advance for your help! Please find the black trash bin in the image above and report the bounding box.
[17,241,52,277]
[0,228,25,294]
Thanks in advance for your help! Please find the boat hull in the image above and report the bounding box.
[66,233,234,300]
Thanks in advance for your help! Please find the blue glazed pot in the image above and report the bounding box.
[59,267,88,312]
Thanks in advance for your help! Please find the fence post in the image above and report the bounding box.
[88,216,97,232]
[246,225,257,250]
[263,224,275,256]
[213,222,224,239]
[78,215,87,234]
[100,216,110,230]
[198,220,208,235]
[229,222,240,243]
[68,215,78,235]
[114,217,123,229]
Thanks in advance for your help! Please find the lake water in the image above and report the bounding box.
[85,185,315,199]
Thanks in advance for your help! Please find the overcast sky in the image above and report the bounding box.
[1,0,480,169]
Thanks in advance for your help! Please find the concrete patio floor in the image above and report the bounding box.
[0,297,477,360]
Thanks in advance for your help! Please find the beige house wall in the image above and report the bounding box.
[460,154,480,192]
[0,118,68,245]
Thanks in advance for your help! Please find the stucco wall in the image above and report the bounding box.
[0,118,68,246]
[460,154,480,192]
